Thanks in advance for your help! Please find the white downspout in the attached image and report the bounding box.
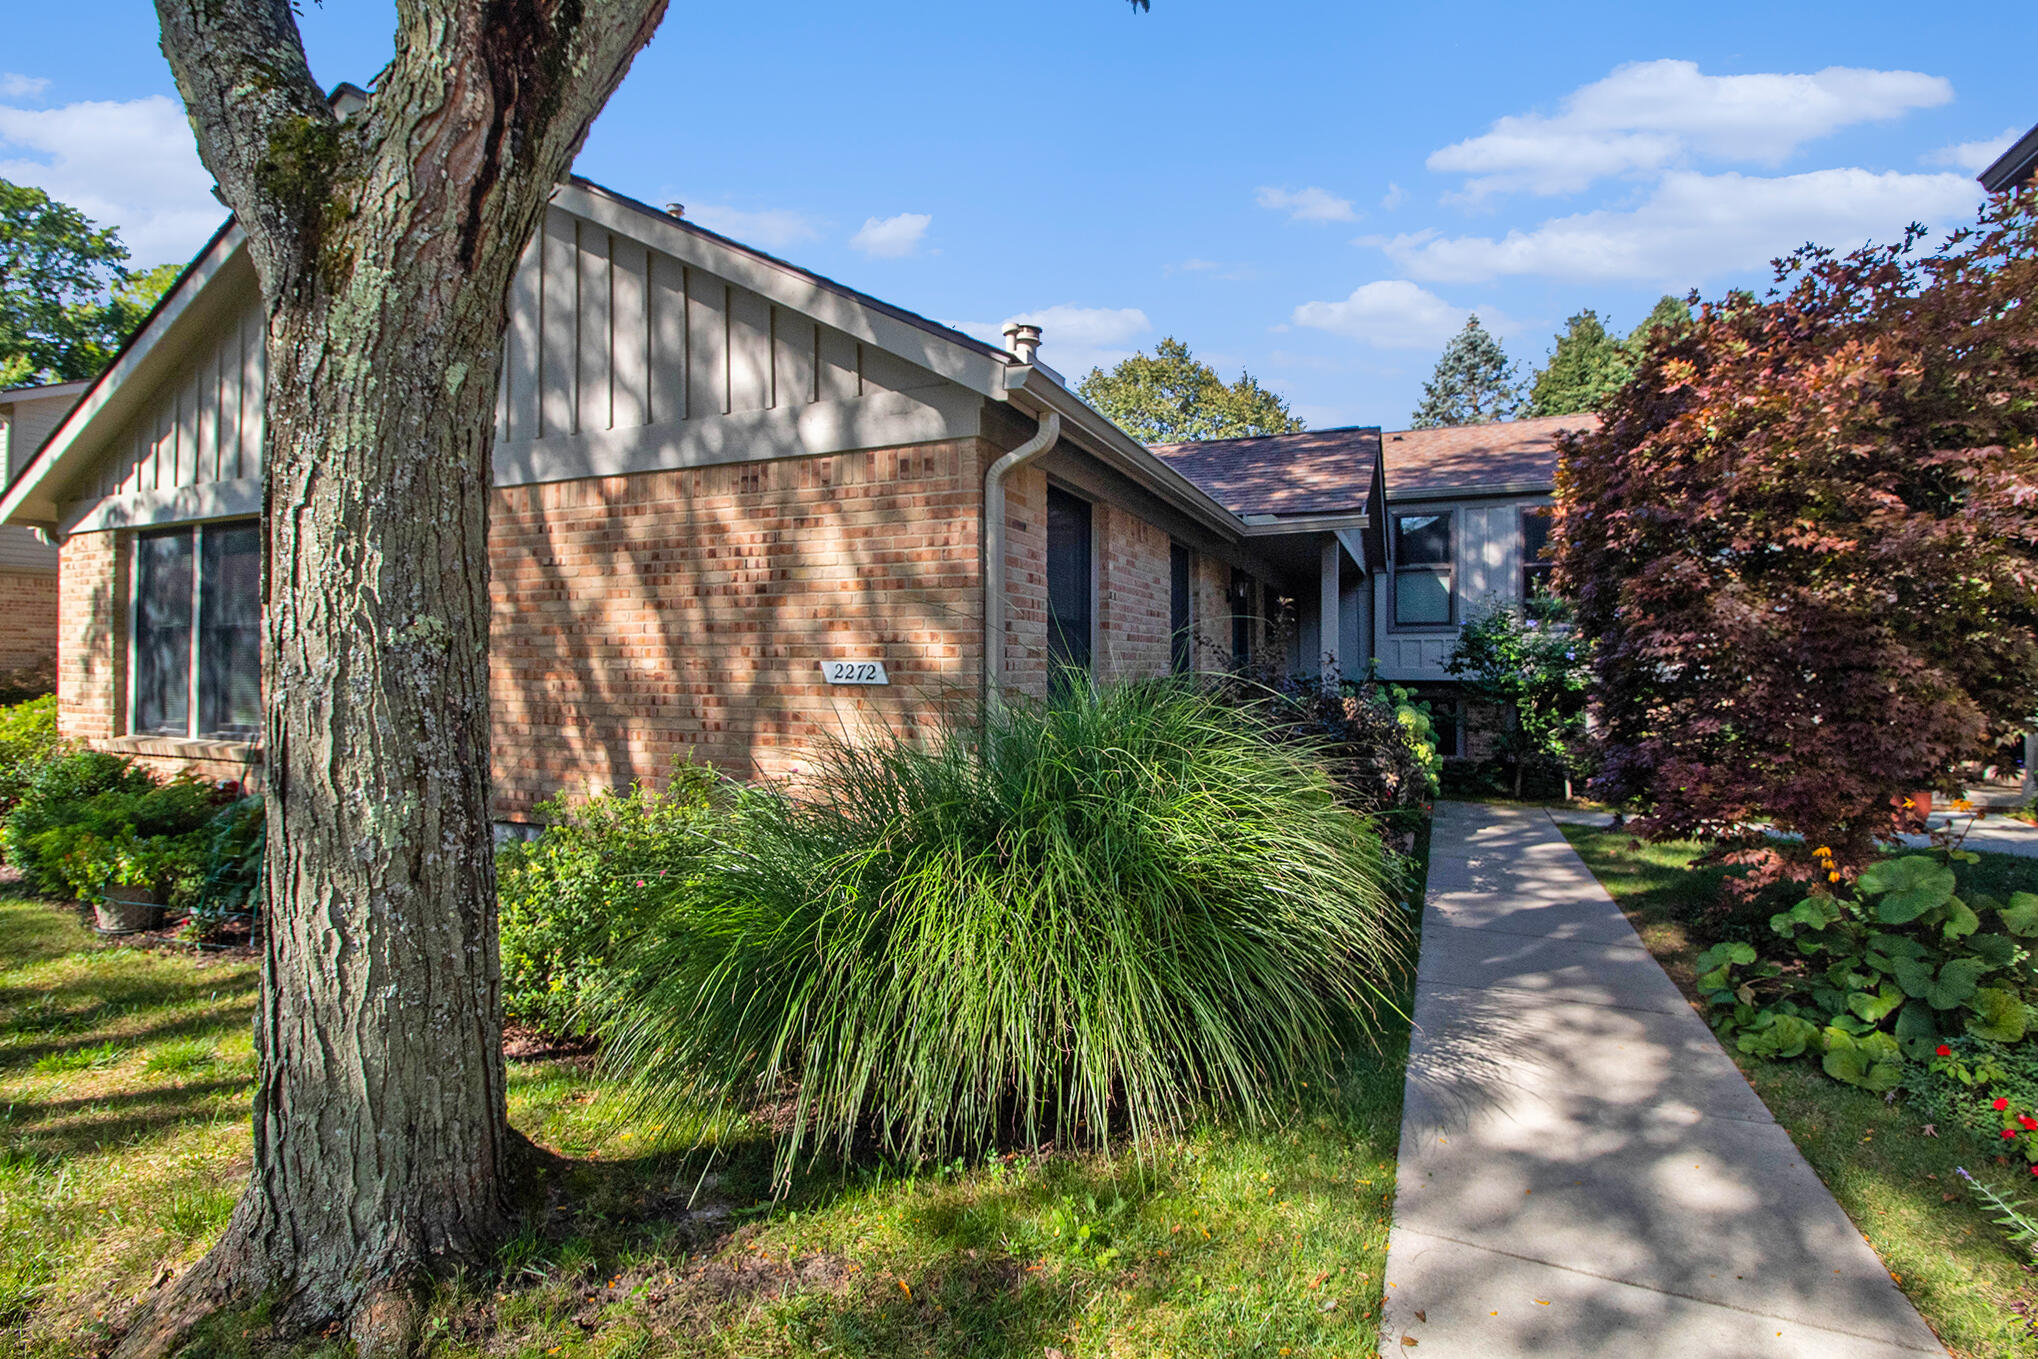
[982,408,1062,705]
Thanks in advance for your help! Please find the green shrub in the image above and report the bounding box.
[0,696,63,818]
[495,758,717,1035]
[591,679,1410,1181]
[3,751,158,894]
[1697,851,2038,1114]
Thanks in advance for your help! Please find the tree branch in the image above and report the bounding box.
[152,0,337,294]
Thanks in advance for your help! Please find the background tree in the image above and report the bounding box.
[0,182,176,386]
[1079,336,1304,442]
[1410,314,1522,428]
[122,0,670,1353]
[1525,309,1629,417]
[1444,600,1592,797]
[1556,197,2038,880]
[1525,296,1693,418]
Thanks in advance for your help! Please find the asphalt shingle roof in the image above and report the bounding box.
[1380,413,1597,496]
[1147,413,1599,519]
[1148,425,1381,517]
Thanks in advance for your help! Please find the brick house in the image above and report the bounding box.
[1154,413,1594,757]
[0,179,1401,823]
[0,380,79,678]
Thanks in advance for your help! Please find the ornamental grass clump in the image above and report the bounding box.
[590,678,1410,1179]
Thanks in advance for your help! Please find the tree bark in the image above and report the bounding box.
[121,2,665,1353]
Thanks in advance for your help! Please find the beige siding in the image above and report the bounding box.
[91,299,265,502]
[1372,495,1551,682]
[493,207,932,452]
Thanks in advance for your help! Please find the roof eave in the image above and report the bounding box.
[1980,122,2038,194]
[1002,367,1250,542]
[1,220,246,528]
[1388,479,1556,502]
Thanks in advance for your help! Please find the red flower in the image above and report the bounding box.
[2022,1117,2038,1131]
[1994,1097,2012,1111]
[2003,1129,2020,1140]
[1935,1044,1952,1057]
[2031,1165,2038,1177]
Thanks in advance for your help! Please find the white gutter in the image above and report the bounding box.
[982,408,1061,703]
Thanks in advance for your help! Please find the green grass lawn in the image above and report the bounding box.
[1559,826,2038,1359]
[0,888,1412,1359]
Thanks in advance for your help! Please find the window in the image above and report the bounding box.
[1046,487,1092,691]
[1393,511,1453,626]
[1521,506,1554,600]
[131,522,261,740]
[1229,568,1254,665]
[1169,542,1192,675]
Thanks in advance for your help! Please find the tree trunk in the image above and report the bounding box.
[121,1,666,1353]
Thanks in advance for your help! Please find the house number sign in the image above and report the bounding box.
[821,659,889,685]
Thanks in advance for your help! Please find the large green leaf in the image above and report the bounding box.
[1695,941,1756,992]
[1941,898,1980,940]
[2000,892,2038,937]
[1858,856,1956,923]
[1846,984,1905,1023]
[1891,954,1991,1010]
[1967,933,2019,968]
[1965,987,2029,1043]
[1771,897,1842,938]
[1894,1000,1942,1059]
[1735,1011,1821,1060]
[1820,1027,1903,1091]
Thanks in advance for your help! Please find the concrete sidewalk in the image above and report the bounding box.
[1378,801,1946,1358]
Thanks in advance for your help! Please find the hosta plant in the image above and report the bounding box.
[1696,853,2037,1093]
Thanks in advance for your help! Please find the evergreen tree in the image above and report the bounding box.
[1078,336,1304,442]
[1410,315,1522,428]
[1526,309,1631,417]
[1625,293,1692,359]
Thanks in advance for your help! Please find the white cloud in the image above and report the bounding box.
[1430,60,1954,198]
[1255,185,1358,223]
[0,94,220,266]
[1380,167,1982,286]
[951,303,1152,376]
[1170,257,1257,281]
[849,211,931,258]
[684,203,824,250]
[1380,182,1405,211]
[1292,280,1517,350]
[0,74,51,100]
[1925,126,2020,173]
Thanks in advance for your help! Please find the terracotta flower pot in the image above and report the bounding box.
[95,885,163,935]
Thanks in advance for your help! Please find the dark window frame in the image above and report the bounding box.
[1169,541,1192,675]
[1229,568,1254,666]
[1391,509,1455,628]
[129,520,262,741]
[1045,485,1094,693]
[1521,505,1554,601]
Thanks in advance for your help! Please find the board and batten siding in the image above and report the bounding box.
[496,207,942,446]
[69,205,955,533]
[84,300,267,504]
[1371,496,1546,682]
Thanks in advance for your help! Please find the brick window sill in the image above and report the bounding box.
[102,734,263,764]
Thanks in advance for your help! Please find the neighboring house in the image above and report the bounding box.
[1980,122,2038,194]
[0,381,78,674]
[0,179,1390,822]
[1155,413,1595,756]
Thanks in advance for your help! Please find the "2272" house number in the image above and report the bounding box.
[821,660,889,686]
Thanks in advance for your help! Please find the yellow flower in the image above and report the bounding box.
[1828,871,1841,884]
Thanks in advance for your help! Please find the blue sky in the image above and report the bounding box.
[1,0,2029,427]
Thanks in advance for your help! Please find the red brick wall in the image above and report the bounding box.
[0,570,57,674]
[57,533,121,742]
[490,439,990,813]
[1095,503,1171,683]
[56,435,1215,817]
[997,464,1050,700]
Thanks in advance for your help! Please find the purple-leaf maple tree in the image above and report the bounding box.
[1556,191,2038,881]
